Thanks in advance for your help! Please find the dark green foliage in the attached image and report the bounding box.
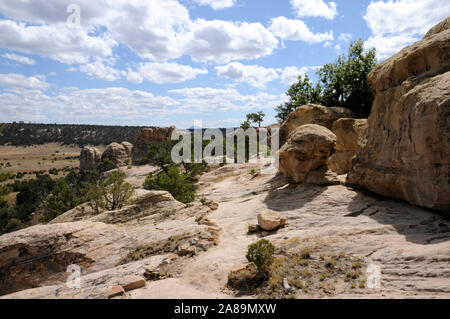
[144,166,195,204]
[246,111,265,127]
[0,122,147,147]
[96,170,134,211]
[275,40,377,122]
[317,40,376,118]
[140,139,177,172]
[96,157,117,174]
[246,239,275,272]
[275,74,321,122]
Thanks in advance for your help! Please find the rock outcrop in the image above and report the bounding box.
[132,126,176,164]
[279,124,340,184]
[347,17,450,213]
[280,104,355,146]
[79,146,102,171]
[329,119,368,175]
[0,189,218,296]
[102,142,133,167]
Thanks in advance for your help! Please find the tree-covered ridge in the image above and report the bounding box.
[0,123,149,147]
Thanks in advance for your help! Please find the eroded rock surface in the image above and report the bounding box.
[280,104,355,146]
[347,18,450,213]
[279,124,339,184]
[79,146,102,171]
[0,189,218,297]
[102,142,133,167]
[132,127,176,164]
[329,118,368,175]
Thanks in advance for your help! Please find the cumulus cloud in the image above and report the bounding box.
[269,17,333,43]
[130,62,208,84]
[215,62,279,88]
[0,86,181,124]
[169,87,283,112]
[193,0,235,10]
[279,66,319,84]
[79,60,123,81]
[2,53,35,65]
[0,0,278,65]
[364,0,450,59]
[0,20,117,65]
[290,0,338,20]
[185,19,278,63]
[0,73,49,91]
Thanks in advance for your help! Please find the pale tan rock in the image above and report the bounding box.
[347,18,450,213]
[79,146,101,171]
[132,126,176,164]
[329,118,368,174]
[279,124,337,183]
[280,104,355,145]
[107,285,126,298]
[257,210,286,231]
[118,275,146,292]
[102,142,132,167]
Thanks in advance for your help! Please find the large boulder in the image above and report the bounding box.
[79,146,102,171]
[132,126,176,164]
[102,142,133,167]
[279,124,339,184]
[329,118,368,175]
[347,18,450,213]
[280,104,355,146]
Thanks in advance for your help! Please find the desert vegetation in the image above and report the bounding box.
[275,39,377,121]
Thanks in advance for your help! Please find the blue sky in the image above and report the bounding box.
[0,0,449,128]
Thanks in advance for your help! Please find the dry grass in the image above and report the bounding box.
[256,238,368,299]
[0,143,105,182]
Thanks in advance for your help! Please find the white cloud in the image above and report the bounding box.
[364,0,450,59]
[215,62,279,88]
[185,19,278,63]
[279,66,319,85]
[290,0,338,20]
[2,53,35,65]
[0,0,278,65]
[0,73,49,91]
[364,34,420,59]
[193,0,235,10]
[169,87,283,112]
[79,60,123,81]
[0,20,117,65]
[269,17,333,43]
[338,33,353,42]
[127,62,208,84]
[0,86,181,124]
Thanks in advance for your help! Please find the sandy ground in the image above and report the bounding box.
[128,163,450,299]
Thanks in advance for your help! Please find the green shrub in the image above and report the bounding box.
[96,157,117,173]
[144,166,195,204]
[88,170,134,212]
[246,239,275,272]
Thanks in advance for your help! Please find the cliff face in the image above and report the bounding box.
[131,126,176,164]
[347,17,450,213]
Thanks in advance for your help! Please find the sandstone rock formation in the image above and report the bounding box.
[347,18,450,213]
[257,210,286,231]
[79,146,102,171]
[279,124,339,184]
[132,126,176,164]
[102,142,133,167]
[280,104,355,146]
[329,118,368,175]
[0,189,218,296]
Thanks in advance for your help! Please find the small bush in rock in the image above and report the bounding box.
[246,239,275,272]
